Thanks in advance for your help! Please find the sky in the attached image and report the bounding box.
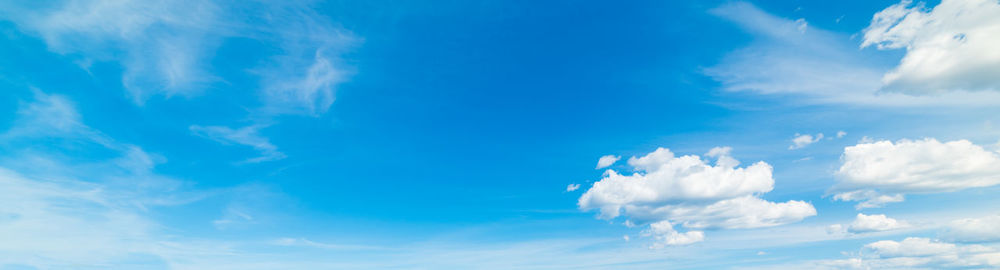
[1,0,1000,269]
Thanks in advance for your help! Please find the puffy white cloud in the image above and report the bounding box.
[645,221,705,247]
[828,213,909,235]
[578,147,816,246]
[821,238,1000,269]
[190,125,286,163]
[789,133,823,150]
[565,183,580,192]
[846,213,909,234]
[705,1,1000,106]
[833,138,1000,208]
[944,214,1000,243]
[595,155,620,169]
[0,0,354,114]
[863,0,1000,94]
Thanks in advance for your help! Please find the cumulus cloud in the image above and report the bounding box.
[0,0,354,114]
[578,147,816,247]
[862,0,1000,94]
[566,183,580,192]
[844,213,909,234]
[833,138,1000,208]
[706,1,1000,106]
[189,125,286,163]
[645,221,705,247]
[944,214,1000,243]
[789,133,823,149]
[820,237,1000,269]
[595,155,621,169]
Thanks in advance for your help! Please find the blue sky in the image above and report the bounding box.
[2,0,1000,269]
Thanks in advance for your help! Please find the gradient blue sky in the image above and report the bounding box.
[2,0,1000,269]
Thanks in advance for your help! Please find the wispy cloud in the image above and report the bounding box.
[189,125,286,163]
[706,1,1000,107]
[0,0,356,113]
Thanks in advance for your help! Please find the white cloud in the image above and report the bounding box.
[645,221,705,247]
[832,190,905,209]
[189,125,286,163]
[836,131,847,138]
[0,91,391,269]
[862,0,1000,94]
[705,1,1000,107]
[0,0,223,102]
[578,147,816,246]
[0,0,354,114]
[944,214,1000,243]
[820,237,1000,269]
[845,213,909,234]
[595,155,621,169]
[566,183,580,192]
[705,2,884,103]
[833,138,1000,208]
[789,133,823,149]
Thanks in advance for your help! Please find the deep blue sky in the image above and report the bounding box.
[2,0,1000,269]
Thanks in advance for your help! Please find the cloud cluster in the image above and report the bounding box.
[579,147,815,246]
[706,1,1000,106]
[821,238,1000,269]
[863,0,1000,94]
[833,138,1000,208]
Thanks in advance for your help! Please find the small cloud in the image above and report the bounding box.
[623,235,630,242]
[837,131,847,138]
[623,220,636,228]
[794,18,808,33]
[789,133,823,149]
[793,156,813,162]
[565,183,580,192]
[645,221,705,248]
[757,251,767,256]
[595,155,620,169]
[846,213,909,233]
